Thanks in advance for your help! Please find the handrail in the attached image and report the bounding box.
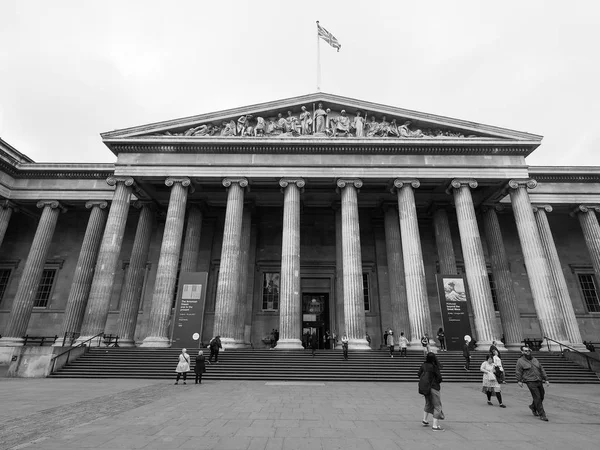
[49,332,105,374]
[543,336,595,371]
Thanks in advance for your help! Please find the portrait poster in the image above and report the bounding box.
[171,272,208,349]
[436,274,473,351]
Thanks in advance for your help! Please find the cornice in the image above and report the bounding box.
[528,166,600,183]
[0,162,115,179]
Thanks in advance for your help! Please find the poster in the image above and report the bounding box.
[171,272,208,349]
[436,274,473,351]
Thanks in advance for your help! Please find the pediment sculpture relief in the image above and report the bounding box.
[156,103,479,139]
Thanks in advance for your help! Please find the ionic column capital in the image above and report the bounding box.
[106,176,135,187]
[571,204,600,216]
[85,200,108,210]
[480,203,505,214]
[223,177,249,190]
[446,178,477,195]
[279,178,305,192]
[336,178,363,189]
[532,204,553,213]
[392,178,419,193]
[0,199,19,212]
[165,177,195,193]
[36,200,67,213]
[507,179,538,190]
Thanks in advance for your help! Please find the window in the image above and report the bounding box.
[363,273,370,312]
[578,273,600,313]
[0,268,11,305]
[262,273,280,311]
[488,272,499,311]
[33,268,57,308]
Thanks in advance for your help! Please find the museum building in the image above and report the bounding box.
[0,93,599,355]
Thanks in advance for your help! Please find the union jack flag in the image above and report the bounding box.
[317,22,341,52]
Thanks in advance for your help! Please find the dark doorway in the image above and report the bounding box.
[301,293,330,349]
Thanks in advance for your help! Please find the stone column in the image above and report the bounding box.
[481,205,524,350]
[180,204,203,273]
[508,180,568,350]
[574,205,600,284]
[116,203,155,347]
[277,178,304,349]
[533,205,584,349]
[141,178,192,347]
[334,205,344,346]
[450,179,503,350]
[383,205,409,345]
[0,201,65,346]
[337,179,370,349]
[0,200,18,249]
[433,206,458,275]
[213,178,247,348]
[393,179,435,349]
[56,201,108,345]
[235,207,252,345]
[78,177,134,343]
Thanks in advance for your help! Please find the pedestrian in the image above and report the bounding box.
[274,329,279,346]
[383,328,389,349]
[310,331,318,357]
[492,349,505,383]
[194,350,206,384]
[331,330,337,350]
[209,335,222,363]
[421,334,430,356]
[489,340,500,358]
[437,328,446,351]
[387,330,394,358]
[463,335,471,371]
[341,333,349,360]
[480,353,506,407]
[174,348,190,385]
[366,332,372,348]
[515,345,550,421]
[418,352,445,431]
[399,332,408,357]
[325,330,331,349]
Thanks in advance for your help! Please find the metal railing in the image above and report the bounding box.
[49,332,104,374]
[543,336,596,371]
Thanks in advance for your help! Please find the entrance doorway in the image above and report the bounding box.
[302,293,330,349]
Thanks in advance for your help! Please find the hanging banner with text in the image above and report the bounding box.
[170,272,208,349]
[436,274,473,351]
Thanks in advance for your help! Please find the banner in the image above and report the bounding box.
[170,272,208,349]
[436,274,472,351]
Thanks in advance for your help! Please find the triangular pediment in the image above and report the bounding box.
[101,93,542,145]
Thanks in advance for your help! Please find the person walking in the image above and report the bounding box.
[418,352,445,431]
[437,328,446,351]
[463,335,471,371]
[515,346,550,421]
[341,334,349,360]
[174,348,190,385]
[194,350,206,384]
[399,332,408,358]
[310,331,318,357]
[480,353,506,407]
[421,334,430,356]
[492,349,505,383]
[209,336,222,363]
[387,330,395,358]
[366,332,372,349]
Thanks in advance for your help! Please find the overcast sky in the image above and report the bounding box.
[1,0,599,167]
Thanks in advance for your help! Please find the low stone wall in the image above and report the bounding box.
[1,345,87,378]
[563,349,600,374]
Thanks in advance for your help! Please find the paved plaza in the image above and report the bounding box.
[0,377,599,450]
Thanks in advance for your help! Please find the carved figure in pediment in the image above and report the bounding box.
[285,111,299,134]
[314,103,328,133]
[237,115,253,136]
[299,106,313,135]
[184,124,211,136]
[366,116,379,137]
[266,117,277,135]
[221,120,236,136]
[388,119,400,137]
[398,121,424,138]
[352,111,365,137]
[325,108,332,133]
[254,117,266,136]
[276,113,287,134]
[333,110,351,137]
[378,116,391,137]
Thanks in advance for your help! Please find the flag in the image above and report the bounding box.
[317,21,341,52]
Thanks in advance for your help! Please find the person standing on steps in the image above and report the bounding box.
[365,332,372,349]
[437,328,446,351]
[421,333,430,356]
[310,331,318,357]
[174,348,190,385]
[194,350,206,384]
[399,332,408,358]
[387,330,395,357]
[209,335,222,363]
[515,345,550,422]
[480,353,506,408]
[463,335,472,371]
[341,334,349,360]
[418,352,445,431]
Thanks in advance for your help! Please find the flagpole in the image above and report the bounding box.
[316,21,321,92]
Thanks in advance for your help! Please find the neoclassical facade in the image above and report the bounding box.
[1,93,599,355]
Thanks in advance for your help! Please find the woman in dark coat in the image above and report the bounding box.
[194,350,206,384]
[418,352,445,431]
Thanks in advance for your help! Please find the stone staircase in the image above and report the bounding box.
[49,348,600,383]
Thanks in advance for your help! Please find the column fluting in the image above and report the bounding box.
[0,200,17,249]
[481,205,524,350]
[394,179,435,349]
[213,178,247,348]
[334,205,344,347]
[116,203,155,347]
[508,180,568,350]
[141,178,191,347]
[575,205,600,283]
[78,177,134,342]
[451,179,503,350]
[383,205,409,344]
[234,207,252,345]
[180,204,203,273]
[277,178,304,349]
[433,207,458,275]
[0,201,65,346]
[57,201,108,345]
[338,179,370,349]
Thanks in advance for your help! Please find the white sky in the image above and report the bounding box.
[1,0,599,166]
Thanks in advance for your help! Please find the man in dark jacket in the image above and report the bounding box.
[462,336,471,371]
[209,336,222,363]
[515,345,550,421]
